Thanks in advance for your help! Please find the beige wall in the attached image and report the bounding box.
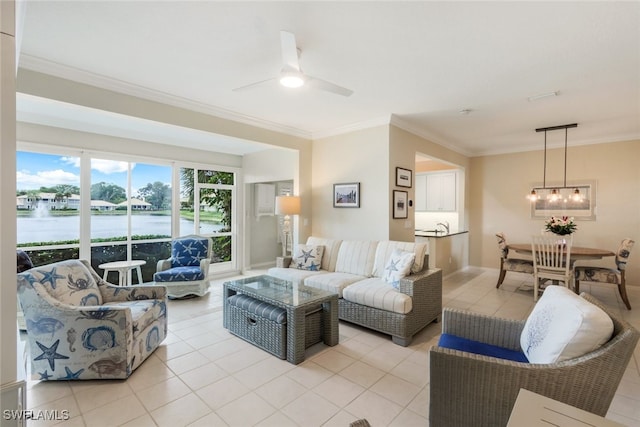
[470,139,640,285]
[312,125,390,240]
[389,125,471,238]
[309,123,472,244]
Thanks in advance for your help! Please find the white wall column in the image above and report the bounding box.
[1,0,24,425]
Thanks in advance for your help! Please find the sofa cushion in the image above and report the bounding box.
[520,286,614,363]
[438,334,529,363]
[335,241,378,277]
[342,278,413,314]
[267,267,326,286]
[171,237,208,268]
[382,249,416,289]
[31,259,103,306]
[303,272,367,298]
[154,266,204,282]
[373,241,427,276]
[307,237,343,272]
[290,245,324,271]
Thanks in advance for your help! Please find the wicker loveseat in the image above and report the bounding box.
[268,237,442,346]
[429,293,639,427]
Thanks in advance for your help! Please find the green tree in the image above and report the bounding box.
[180,168,233,230]
[137,181,171,210]
[91,182,127,204]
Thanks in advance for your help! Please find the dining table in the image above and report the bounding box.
[507,244,615,261]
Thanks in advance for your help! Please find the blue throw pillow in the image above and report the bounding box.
[438,333,529,363]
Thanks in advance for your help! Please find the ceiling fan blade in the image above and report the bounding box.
[306,76,354,97]
[280,30,301,71]
[232,77,277,92]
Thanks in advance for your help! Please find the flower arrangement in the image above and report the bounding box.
[544,216,577,235]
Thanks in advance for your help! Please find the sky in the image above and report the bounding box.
[16,151,171,195]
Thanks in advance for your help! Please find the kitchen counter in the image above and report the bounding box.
[415,230,469,238]
[415,231,469,276]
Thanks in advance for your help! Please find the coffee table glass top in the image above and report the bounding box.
[225,275,336,307]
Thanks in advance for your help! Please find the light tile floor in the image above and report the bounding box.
[23,267,640,426]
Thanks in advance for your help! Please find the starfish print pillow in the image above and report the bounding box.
[382,249,416,289]
[290,245,324,271]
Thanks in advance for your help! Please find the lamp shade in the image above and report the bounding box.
[275,195,301,215]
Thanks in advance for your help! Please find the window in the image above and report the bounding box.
[16,151,81,264]
[180,168,236,270]
[18,148,239,279]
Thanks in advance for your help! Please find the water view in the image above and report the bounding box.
[17,214,224,245]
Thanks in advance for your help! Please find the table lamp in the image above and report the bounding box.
[275,195,301,257]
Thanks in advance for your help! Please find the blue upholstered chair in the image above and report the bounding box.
[153,235,212,299]
[17,259,167,380]
[575,238,635,310]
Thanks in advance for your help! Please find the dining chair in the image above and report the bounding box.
[531,234,574,301]
[574,238,635,310]
[495,232,534,288]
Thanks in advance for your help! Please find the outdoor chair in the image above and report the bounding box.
[153,235,212,299]
[495,232,534,288]
[429,292,639,427]
[575,238,635,309]
[17,259,167,380]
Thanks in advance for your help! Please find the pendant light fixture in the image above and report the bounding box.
[527,123,583,203]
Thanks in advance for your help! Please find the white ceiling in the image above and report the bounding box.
[16,1,640,157]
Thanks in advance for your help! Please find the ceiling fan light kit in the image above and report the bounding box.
[233,31,353,97]
[279,70,305,88]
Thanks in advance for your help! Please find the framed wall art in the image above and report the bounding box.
[393,190,408,219]
[396,167,412,188]
[334,182,360,208]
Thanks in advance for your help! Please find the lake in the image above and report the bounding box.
[17,214,224,244]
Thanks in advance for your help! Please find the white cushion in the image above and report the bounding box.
[342,278,413,314]
[382,249,415,289]
[290,244,324,271]
[303,272,366,298]
[267,267,326,286]
[373,241,427,276]
[520,286,614,363]
[306,237,342,272]
[334,240,378,276]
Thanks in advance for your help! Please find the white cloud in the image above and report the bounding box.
[60,156,79,167]
[17,169,80,190]
[90,159,133,174]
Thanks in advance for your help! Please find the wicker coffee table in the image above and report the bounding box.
[223,275,339,364]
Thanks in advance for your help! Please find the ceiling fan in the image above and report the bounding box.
[233,31,353,97]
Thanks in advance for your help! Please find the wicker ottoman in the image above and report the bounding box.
[226,294,287,359]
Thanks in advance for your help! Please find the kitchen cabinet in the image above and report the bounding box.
[415,171,456,212]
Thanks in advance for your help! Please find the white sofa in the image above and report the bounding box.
[267,237,442,346]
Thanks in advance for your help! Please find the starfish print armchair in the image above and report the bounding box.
[153,235,213,299]
[17,259,167,381]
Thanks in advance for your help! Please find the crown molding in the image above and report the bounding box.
[389,115,474,157]
[310,115,392,140]
[18,54,314,140]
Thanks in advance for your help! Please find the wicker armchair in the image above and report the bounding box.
[429,293,639,427]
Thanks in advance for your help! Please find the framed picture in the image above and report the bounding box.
[396,167,412,188]
[334,183,360,208]
[393,190,408,219]
[530,181,597,220]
